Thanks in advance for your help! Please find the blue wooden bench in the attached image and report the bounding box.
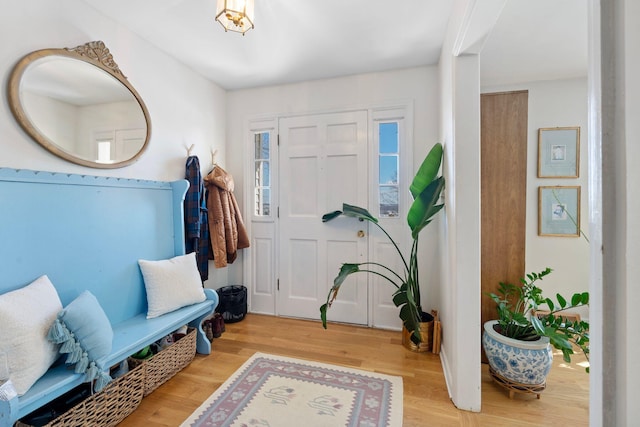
[0,169,218,426]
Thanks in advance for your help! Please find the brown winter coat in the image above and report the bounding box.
[204,166,250,268]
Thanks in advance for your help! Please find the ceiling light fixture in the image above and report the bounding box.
[215,0,255,35]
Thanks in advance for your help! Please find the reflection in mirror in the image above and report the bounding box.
[8,41,151,168]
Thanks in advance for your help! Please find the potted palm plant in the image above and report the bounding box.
[483,267,589,397]
[320,143,445,351]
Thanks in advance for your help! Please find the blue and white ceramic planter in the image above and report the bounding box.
[482,320,553,385]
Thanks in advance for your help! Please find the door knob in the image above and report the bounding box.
[357,230,365,238]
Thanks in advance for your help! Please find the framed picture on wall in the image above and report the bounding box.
[537,127,580,178]
[538,186,581,237]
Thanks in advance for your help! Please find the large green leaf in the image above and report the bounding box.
[322,204,379,224]
[571,292,589,306]
[398,304,420,342]
[557,293,567,309]
[410,143,443,199]
[341,203,379,223]
[531,315,545,335]
[322,210,343,222]
[393,282,423,345]
[334,263,360,287]
[321,264,361,328]
[392,289,408,307]
[407,176,445,238]
[320,303,328,328]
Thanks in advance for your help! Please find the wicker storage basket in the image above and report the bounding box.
[17,362,145,427]
[129,327,197,396]
[17,328,195,427]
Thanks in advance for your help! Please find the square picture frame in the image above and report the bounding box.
[538,186,581,237]
[537,127,580,178]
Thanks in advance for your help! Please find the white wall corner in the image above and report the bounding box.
[439,345,454,400]
[438,0,498,413]
[452,0,508,56]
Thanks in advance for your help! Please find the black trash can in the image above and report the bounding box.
[215,285,247,323]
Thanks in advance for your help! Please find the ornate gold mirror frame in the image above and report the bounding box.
[8,41,151,168]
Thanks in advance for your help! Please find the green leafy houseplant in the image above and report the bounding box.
[320,143,445,345]
[487,267,590,369]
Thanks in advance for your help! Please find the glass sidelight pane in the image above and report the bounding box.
[254,161,270,187]
[379,122,398,153]
[255,132,270,160]
[254,131,271,217]
[379,186,399,217]
[378,122,399,218]
[255,188,271,216]
[379,156,398,185]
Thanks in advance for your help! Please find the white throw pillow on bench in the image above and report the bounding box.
[138,252,206,319]
[0,275,62,395]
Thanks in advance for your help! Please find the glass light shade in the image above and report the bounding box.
[216,0,255,34]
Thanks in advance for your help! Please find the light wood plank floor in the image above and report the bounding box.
[118,314,589,426]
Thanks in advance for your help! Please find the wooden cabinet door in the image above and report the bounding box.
[480,91,528,342]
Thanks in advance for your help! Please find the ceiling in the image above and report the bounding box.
[80,0,587,91]
[481,0,588,87]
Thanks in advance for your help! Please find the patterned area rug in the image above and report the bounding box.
[181,352,403,427]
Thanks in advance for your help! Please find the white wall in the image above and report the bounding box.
[483,78,590,319]
[0,0,226,182]
[0,0,229,288]
[226,67,441,302]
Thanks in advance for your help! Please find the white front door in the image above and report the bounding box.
[278,111,369,324]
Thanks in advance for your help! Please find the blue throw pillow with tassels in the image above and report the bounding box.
[47,291,113,392]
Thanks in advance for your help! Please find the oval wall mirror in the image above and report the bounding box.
[7,41,151,168]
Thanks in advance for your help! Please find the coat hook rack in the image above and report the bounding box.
[211,149,218,166]
[187,144,195,156]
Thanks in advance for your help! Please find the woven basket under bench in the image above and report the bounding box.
[129,327,197,396]
[16,363,145,427]
[17,328,197,427]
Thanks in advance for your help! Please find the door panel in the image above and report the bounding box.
[289,239,318,298]
[327,154,358,208]
[289,156,318,215]
[253,237,273,296]
[278,111,368,324]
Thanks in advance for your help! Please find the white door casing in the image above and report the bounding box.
[368,106,414,331]
[247,119,278,316]
[245,103,413,329]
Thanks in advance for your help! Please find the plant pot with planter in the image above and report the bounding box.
[402,311,435,352]
[483,320,552,398]
[319,143,445,350]
[483,268,589,398]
